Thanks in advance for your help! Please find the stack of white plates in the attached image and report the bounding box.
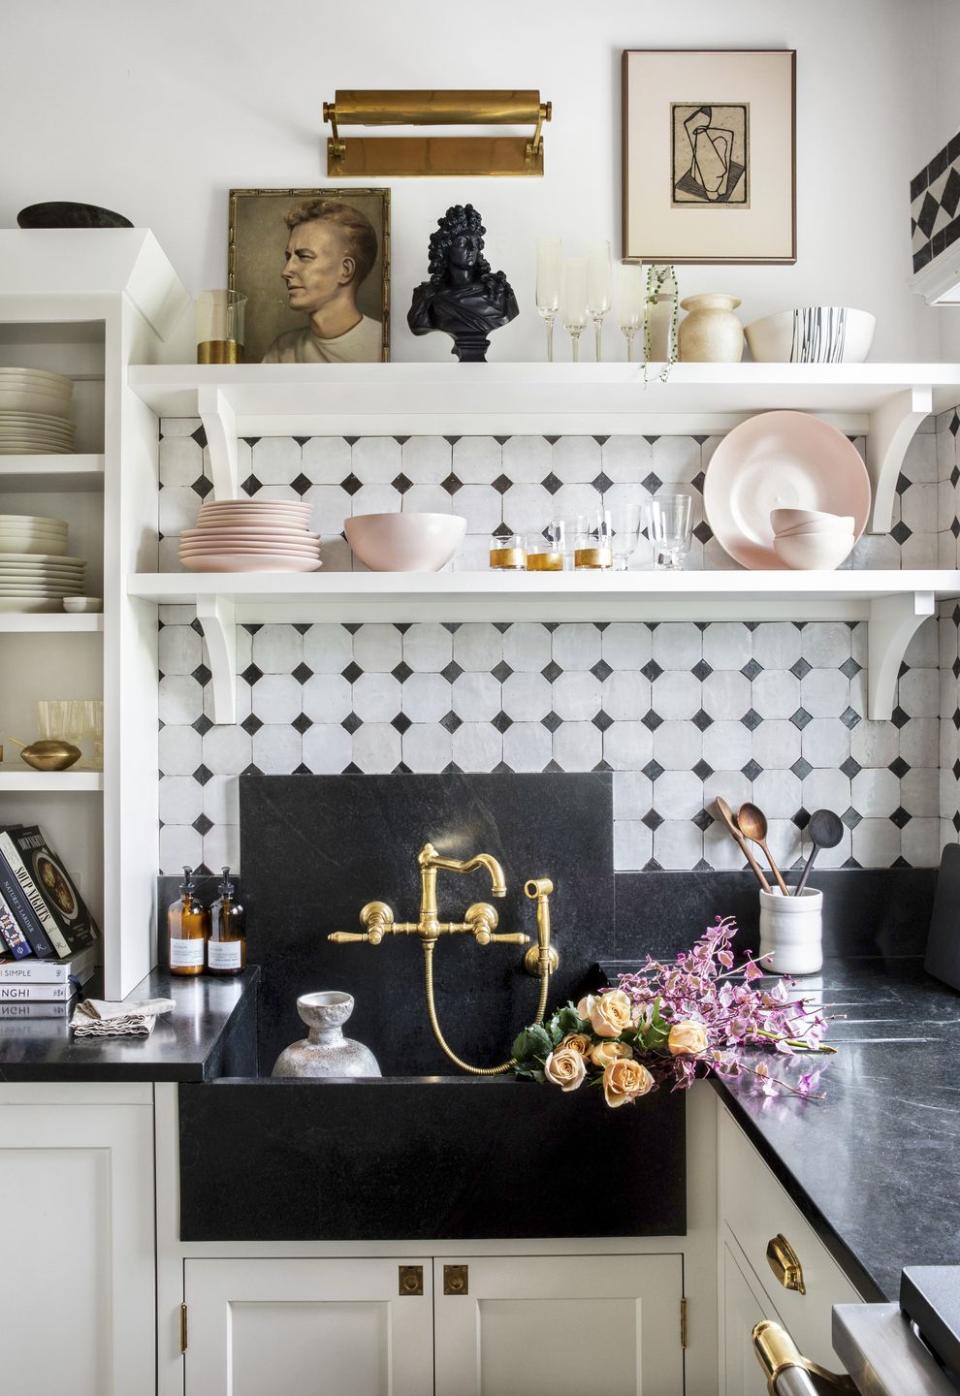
[0,367,74,454]
[0,513,69,556]
[0,554,86,611]
[179,500,322,573]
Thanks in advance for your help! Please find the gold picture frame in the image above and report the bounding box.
[228,187,391,362]
[622,50,796,265]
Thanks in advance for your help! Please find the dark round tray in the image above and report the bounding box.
[17,202,133,229]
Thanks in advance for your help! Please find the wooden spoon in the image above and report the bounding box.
[736,802,789,897]
[796,808,844,895]
[713,796,772,893]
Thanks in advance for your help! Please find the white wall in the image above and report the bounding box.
[0,0,944,360]
[930,0,960,362]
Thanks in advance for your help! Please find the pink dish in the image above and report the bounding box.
[704,410,871,570]
[344,512,466,572]
[183,526,317,540]
[179,554,323,573]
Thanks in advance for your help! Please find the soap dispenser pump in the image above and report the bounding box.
[168,866,208,977]
[207,866,246,976]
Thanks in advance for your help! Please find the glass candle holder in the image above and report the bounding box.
[196,290,247,364]
[525,521,565,571]
[489,533,526,570]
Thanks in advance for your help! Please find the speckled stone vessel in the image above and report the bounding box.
[271,991,381,1079]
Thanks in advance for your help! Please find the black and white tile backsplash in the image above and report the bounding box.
[154,414,955,875]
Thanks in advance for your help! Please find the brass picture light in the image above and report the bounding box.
[323,89,552,177]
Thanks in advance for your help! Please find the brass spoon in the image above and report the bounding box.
[713,796,772,893]
[736,802,789,897]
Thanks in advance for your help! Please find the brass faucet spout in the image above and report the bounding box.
[418,843,507,897]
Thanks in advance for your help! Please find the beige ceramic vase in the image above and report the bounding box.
[678,293,744,363]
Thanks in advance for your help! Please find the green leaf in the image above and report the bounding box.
[511,1023,553,1065]
[555,1004,583,1035]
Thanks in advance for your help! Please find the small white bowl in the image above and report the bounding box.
[344,513,466,572]
[746,307,876,364]
[62,596,102,613]
[770,508,852,531]
[773,533,854,570]
[774,517,856,538]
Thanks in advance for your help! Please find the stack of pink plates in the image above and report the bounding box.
[179,500,322,573]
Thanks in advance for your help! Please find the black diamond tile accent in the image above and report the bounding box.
[790,707,813,730]
[192,713,213,737]
[392,661,413,683]
[240,663,263,686]
[890,806,912,829]
[953,759,960,781]
[591,659,613,682]
[642,808,664,831]
[592,709,614,732]
[740,658,763,681]
[693,856,712,871]
[341,473,362,496]
[241,713,263,736]
[443,762,463,775]
[692,708,713,731]
[643,758,665,782]
[840,756,862,779]
[439,472,463,495]
[692,758,714,781]
[692,521,713,545]
[343,762,363,774]
[641,659,663,682]
[839,706,861,730]
[790,757,813,780]
[241,764,263,778]
[192,617,205,636]
[441,660,463,683]
[191,474,214,499]
[641,472,662,493]
[890,519,912,546]
[293,623,310,635]
[954,811,960,834]
[291,472,312,497]
[493,760,513,774]
[741,758,763,781]
[953,657,960,680]
[952,411,960,437]
[191,424,208,448]
[440,711,462,733]
[492,660,513,683]
[953,517,960,540]
[391,713,412,733]
[193,813,214,836]
[889,755,911,778]
[691,471,706,494]
[241,436,261,448]
[541,472,563,495]
[393,763,412,775]
[341,712,362,734]
[544,759,564,773]
[541,660,563,683]
[293,762,311,774]
[192,763,213,786]
[591,471,614,494]
[492,622,510,634]
[790,657,812,680]
[842,855,862,869]
[593,759,613,773]
[890,705,910,730]
[842,806,862,829]
[292,662,313,685]
[541,711,563,733]
[192,663,212,687]
[391,473,413,495]
[292,712,313,735]
[839,657,863,679]
[491,474,511,495]
[691,659,713,681]
[341,660,363,684]
[642,709,664,731]
[241,473,262,496]
[792,807,810,830]
[492,522,513,542]
[492,710,513,733]
[741,708,763,731]
[242,623,261,635]
[692,809,714,832]
[642,858,663,871]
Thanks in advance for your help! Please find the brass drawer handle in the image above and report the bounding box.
[766,1234,806,1295]
[398,1265,423,1295]
[444,1264,469,1295]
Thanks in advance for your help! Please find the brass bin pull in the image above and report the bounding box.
[398,1265,423,1296]
[443,1264,468,1295]
[766,1234,806,1295]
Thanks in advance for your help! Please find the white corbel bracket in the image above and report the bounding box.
[867,591,935,721]
[197,385,239,499]
[866,386,932,533]
[196,595,237,724]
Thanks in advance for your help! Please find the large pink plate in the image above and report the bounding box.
[180,554,323,573]
[179,539,319,554]
[703,411,872,570]
[199,502,311,517]
[183,526,318,541]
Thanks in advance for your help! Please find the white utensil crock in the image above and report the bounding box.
[758,887,823,975]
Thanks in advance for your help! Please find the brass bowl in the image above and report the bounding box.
[20,740,82,772]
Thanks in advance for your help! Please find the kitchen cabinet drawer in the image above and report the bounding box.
[718,1105,861,1367]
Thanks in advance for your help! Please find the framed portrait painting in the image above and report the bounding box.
[622,50,796,264]
[228,187,390,362]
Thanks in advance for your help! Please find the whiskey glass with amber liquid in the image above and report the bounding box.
[525,521,565,572]
[489,533,526,570]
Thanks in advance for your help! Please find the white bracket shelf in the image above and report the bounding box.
[865,386,933,532]
[130,569,960,726]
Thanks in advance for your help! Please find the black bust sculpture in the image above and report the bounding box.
[407,204,519,362]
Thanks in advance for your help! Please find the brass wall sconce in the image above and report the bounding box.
[323,90,552,177]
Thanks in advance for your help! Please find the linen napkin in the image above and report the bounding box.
[71,996,175,1038]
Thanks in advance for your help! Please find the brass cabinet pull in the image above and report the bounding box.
[398,1265,423,1296]
[766,1234,806,1295]
[444,1264,469,1295]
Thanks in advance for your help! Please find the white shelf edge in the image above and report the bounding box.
[0,613,103,633]
[0,770,103,792]
[0,454,105,492]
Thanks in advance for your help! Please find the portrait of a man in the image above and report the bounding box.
[229,187,390,362]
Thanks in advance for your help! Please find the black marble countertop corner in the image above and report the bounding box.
[0,966,260,1082]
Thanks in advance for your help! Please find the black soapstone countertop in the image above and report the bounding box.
[0,966,259,1081]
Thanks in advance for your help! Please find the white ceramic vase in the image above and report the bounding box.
[678,293,744,363]
[271,990,382,1078]
[758,888,823,975]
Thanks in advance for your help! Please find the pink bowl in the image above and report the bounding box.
[344,513,466,572]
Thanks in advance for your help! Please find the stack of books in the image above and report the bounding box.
[0,824,99,1018]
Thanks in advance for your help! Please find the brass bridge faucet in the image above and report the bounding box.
[328,841,558,1075]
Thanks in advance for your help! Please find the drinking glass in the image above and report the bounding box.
[536,238,562,363]
[586,241,612,362]
[488,533,525,570]
[525,521,565,571]
[572,513,612,570]
[606,504,643,570]
[617,263,645,363]
[196,290,246,364]
[645,495,693,570]
[561,257,588,362]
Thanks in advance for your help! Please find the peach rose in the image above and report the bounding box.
[667,1020,709,1056]
[590,1039,634,1069]
[576,989,633,1038]
[602,1057,655,1108]
[544,1046,587,1092]
[559,1032,592,1058]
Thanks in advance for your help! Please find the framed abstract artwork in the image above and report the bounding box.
[622,50,796,264]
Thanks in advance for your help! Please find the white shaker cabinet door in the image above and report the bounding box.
[184,1257,434,1396]
[0,1087,156,1396]
[720,1239,781,1396]
[434,1253,684,1396]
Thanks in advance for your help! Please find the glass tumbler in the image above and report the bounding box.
[572,514,612,570]
[525,521,565,571]
[196,290,247,364]
[488,533,526,570]
[645,495,693,570]
[607,505,643,570]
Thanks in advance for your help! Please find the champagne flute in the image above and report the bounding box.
[586,241,612,361]
[561,257,588,363]
[536,238,562,363]
[617,263,645,363]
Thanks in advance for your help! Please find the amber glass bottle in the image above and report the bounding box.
[207,866,246,976]
[168,866,208,976]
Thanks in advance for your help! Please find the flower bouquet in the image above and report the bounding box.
[512,917,831,1108]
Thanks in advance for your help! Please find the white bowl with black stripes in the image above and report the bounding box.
[745,306,876,364]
